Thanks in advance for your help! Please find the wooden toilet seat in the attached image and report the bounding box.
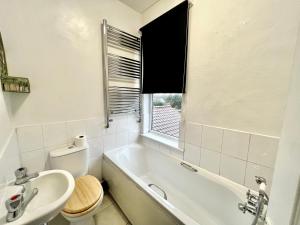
[63,175,103,216]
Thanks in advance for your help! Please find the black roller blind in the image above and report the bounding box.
[140,0,189,94]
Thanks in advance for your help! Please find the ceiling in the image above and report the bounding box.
[119,0,161,13]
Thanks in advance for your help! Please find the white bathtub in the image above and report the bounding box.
[103,144,259,225]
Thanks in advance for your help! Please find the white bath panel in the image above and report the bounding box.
[291,177,300,225]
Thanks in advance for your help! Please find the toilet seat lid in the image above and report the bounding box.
[63,175,102,214]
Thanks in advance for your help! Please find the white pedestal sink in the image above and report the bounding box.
[0,170,75,225]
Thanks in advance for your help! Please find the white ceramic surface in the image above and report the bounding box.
[201,126,223,152]
[0,170,75,225]
[103,144,261,225]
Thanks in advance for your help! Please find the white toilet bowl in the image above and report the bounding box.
[49,145,103,225]
[61,175,104,225]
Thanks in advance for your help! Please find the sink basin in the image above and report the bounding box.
[0,170,75,225]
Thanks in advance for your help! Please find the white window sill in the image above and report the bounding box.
[141,132,183,152]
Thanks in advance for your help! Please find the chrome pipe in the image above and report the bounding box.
[108,70,140,77]
[107,25,140,40]
[107,34,140,48]
[109,64,140,72]
[101,19,111,128]
[107,38,140,50]
[108,39,140,51]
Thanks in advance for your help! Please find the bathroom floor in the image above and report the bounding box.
[49,194,131,225]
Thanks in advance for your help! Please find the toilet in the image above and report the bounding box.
[50,145,103,225]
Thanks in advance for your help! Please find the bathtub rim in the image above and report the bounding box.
[103,144,272,225]
[103,148,199,225]
[105,144,253,198]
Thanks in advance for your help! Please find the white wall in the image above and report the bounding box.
[143,0,300,137]
[0,92,12,152]
[142,0,300,192]
[0,0,142,182]
[268,25,300,225]
[0,0,142,125]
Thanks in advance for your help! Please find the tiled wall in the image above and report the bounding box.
[143,122,278,193]
[4,114,277,194]
[184,122,279,192]
[16,115,140,180]
[0,131,21,185]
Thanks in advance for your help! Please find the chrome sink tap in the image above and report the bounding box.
[14,167,39,185]
[238,176,269,225]
[5,185,38,222]
[5,167,39,222]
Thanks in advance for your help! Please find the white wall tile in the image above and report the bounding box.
[220,155,246,184]
[128,131,140,144]
[200,148,221,174]
[21,149,46,173]
[88,137,103,159]
[85,118,104,139]
[157,144,172,155]
[142,137,160,150]
[43,122,69,147]
[184,143,201,166]
[158,144,183,159]
[185,123,202,147]
[179,121,185,143]
[222,130,250,160]
[88,157,102,180]
[248,135,279,168]
[128,115,140,132]
[103,134,117,152]
[17,125,44,152]
[66,120,86,140]
[115,116,129,133]
[201,126,223,152]
[104,120,117,135]
[245,162,273,194]
[0,132,21,182]
[116,132,129,147]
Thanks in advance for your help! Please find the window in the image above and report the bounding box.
[151,94,182,139]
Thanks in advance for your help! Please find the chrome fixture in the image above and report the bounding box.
[101,19,141,128]
[180,162,198,172]
[148,183,167,200]
[14,167,39,185]
[5,167,39,222]
[5,184,38,222]
[238,176,269,225]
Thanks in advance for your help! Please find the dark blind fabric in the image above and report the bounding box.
[140,0,189,94]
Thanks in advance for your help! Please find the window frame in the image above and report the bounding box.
[141,94,183,151]
[150,94,182,141]
[141,94,184,152]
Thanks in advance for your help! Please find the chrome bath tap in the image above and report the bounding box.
[238,176,269,225]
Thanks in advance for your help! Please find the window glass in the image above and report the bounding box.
[151,94,182,138]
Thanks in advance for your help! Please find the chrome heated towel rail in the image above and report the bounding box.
[101,19,141,128]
